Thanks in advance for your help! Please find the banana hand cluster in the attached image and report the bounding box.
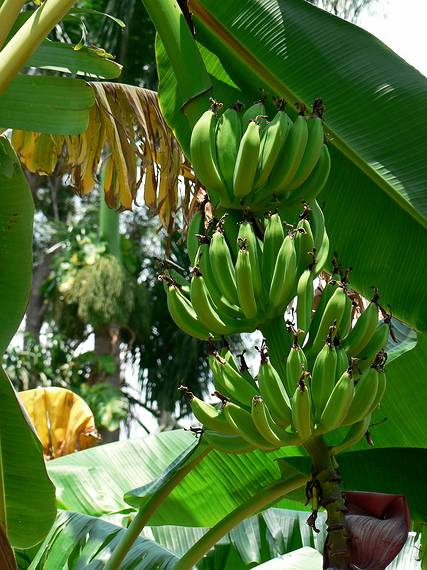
[164,203,328,339]
[185,282,390,455]
[184,347,301,454]
[190,99,330,212]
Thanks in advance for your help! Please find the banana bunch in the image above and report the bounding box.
[284,277,391,451]
[190,98,330,212]
[164,203,328,339]
[183,277,390,455]
[184,346,301,454]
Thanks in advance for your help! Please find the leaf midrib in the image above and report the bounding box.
[189,0,427,232]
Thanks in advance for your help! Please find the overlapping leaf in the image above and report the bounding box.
[0,75,94,135]
[28,511,177,569]
[0,138,56,548]
[27,40,122,79]
[47,427,427,527]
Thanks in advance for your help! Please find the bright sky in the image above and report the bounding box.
[358,0,427,78]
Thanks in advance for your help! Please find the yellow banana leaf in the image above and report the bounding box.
[11,83,198,232]
[18,387,100,460]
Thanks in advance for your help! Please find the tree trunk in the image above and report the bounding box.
[97,178,122,443]
[24,252,53,355]
[95,324,121,443]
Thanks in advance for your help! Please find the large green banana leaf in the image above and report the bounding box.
[0,137,56,548]
[28,40,122,79]
[47,427,427,525]
[0,75,95,134]
[155,0,427,331]
[0,136,33,355]
[145,511,419,570]
[28,511,177,569]
[143,508,327,569]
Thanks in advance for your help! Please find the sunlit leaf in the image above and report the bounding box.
[29,511,177,569]
[0,75,94,135]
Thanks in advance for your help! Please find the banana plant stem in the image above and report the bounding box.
[0,0,26,50]
[0,0,77,95]
[304,436,351,569]
[104,446,211,570]
[260,316,291,382]
[173,472,309,570]
[141,0,211,127]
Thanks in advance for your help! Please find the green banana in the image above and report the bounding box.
[317,368,355,433]
[255,105,291,190]
[186,391,236,435]
[209,228,239,306]
[163,268,190,298]
[335,345,349,381]
[311,337,337,422]
[309,200,326,254]
[220,345,239,371]
[235,241,258,319]
[224,402,277,450]
[236,351,258,388]
[308,286,348,358]
[233,120,261,198]
[291,376,313,442]
[190,270,236,335]
[251,396,301,447]
[209,352,258,407]
[198,242,243,318]
[262,212,284,290]
[257,350,293,427]
[313,229,330,276]
[204,430,255,454]
[219,346,257,389]
[242,101,266,129]
[342,367,379,426]
[337,293,353,339]
[190,108,228,203]
[187,208,204,267]
[284,144,331,206]
[287,116,324,191]
[166,283,211,340]
[342,298,379,357]
[368,361,387,412]
[215,106,242,192]
[221,212,240,261]
[331,414,371,456]
[238,220,263,300]
[296,268,314,342]
[295,218,315,272]
[285,332,308,397]
[355,322,389,370]
[305,272,340,351]
[268,233,297,316]
[267,114,309,195]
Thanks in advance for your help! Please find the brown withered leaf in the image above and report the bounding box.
[19,387,100,460]
[11,83,197,231]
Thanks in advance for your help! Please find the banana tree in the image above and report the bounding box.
[86,0,425,567]
[2,0,427,568]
